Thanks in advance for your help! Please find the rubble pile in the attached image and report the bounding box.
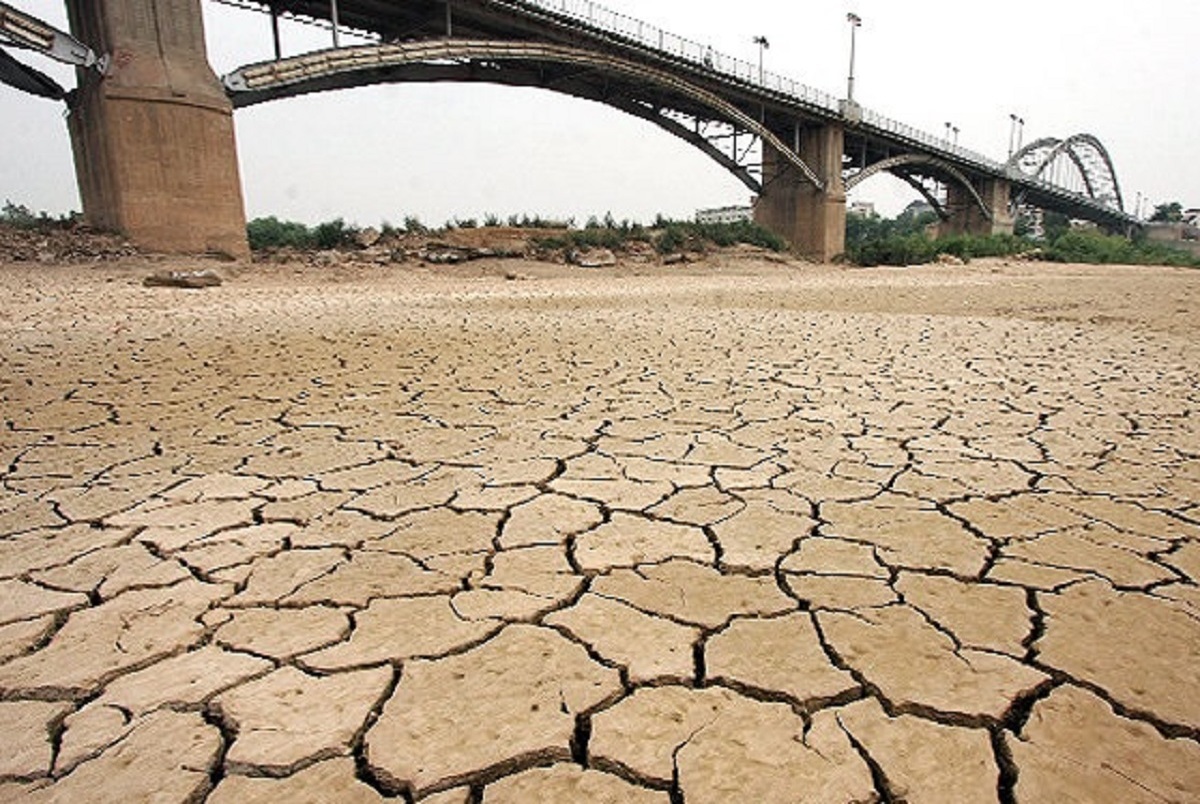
[0,223,140,264]
[252,227,542,268]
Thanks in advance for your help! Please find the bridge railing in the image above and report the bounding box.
[507,0,1020,171]
[502,0,841,113]
[858,107,1005,174]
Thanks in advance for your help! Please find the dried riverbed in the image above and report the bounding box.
[1,253,1198,802]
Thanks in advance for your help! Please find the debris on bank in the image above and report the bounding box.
[143,269,223,289]
[568,248,618,268]
[0,223,139,263]
[248,219,789,269]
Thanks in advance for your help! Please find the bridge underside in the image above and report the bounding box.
[227,39,827,194]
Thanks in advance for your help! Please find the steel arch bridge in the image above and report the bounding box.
[1007,134,1125,215]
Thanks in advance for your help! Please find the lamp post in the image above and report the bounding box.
[753,35,770,84]
[846,13,862,103]
[270,8,282,60]
[945,121,952,142]
[330,0,341,47]
[952,125,960,146]
[1007,113,1025,159]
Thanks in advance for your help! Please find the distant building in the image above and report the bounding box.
[848,201,877,218]
[1016,206,1046,240]
[900,200,936,219]
[695,205,753,225]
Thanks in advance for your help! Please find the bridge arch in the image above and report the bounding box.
[845,153,992,222]
[1008,134,1125,212]
[224,39,826,194]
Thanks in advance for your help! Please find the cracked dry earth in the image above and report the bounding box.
[1,255,1199,804]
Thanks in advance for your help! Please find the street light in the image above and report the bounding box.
[945,121,952,142]
[846,13,862,103]
[952,125,960,146]
[1007,113,1025,159]
[753,35,770,84]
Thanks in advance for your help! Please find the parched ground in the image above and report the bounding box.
[1,252,1198,803]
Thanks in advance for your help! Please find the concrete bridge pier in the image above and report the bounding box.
[65,0,249,257]
[754,124,846,262]
[941,177,1015,238]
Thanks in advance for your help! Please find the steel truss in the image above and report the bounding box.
[1008,134,1125,213]
[223,38,822,193]
[0,2,107,100]
[844,153,993,221]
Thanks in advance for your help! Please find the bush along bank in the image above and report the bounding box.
[246,213,788,262]
[532,216,786,256]
[846,229,1200,269]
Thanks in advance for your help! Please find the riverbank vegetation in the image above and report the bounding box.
[245,212,787,255]
[5,198,1196,268]
[845,206,1199,268]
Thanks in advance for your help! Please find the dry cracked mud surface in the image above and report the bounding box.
[1,254,1199,802]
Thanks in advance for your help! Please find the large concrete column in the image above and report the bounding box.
[941,177,1014,237]
[66,0,248,257]
[754,123,846,261]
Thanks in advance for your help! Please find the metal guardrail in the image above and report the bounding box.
[496,0,841,112]
[499,0,993,158]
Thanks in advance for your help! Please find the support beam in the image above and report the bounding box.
[941,177,1014,237]
[65,0,248,257]
[754,123,845,261]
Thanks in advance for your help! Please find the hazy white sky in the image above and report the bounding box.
[3,0,1197,225]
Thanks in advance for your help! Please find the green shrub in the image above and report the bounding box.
[845,220,1199,269]
[1044,229,1133,264]
[849,233,936,267]
[1,200,78,230]
[312,218,358,249]
[654,219,785,254]
[530,216,783,256]
[504,213,573,229]
[1044,229,1199,267]
[246,216,315,250]
[247,216,360,251]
